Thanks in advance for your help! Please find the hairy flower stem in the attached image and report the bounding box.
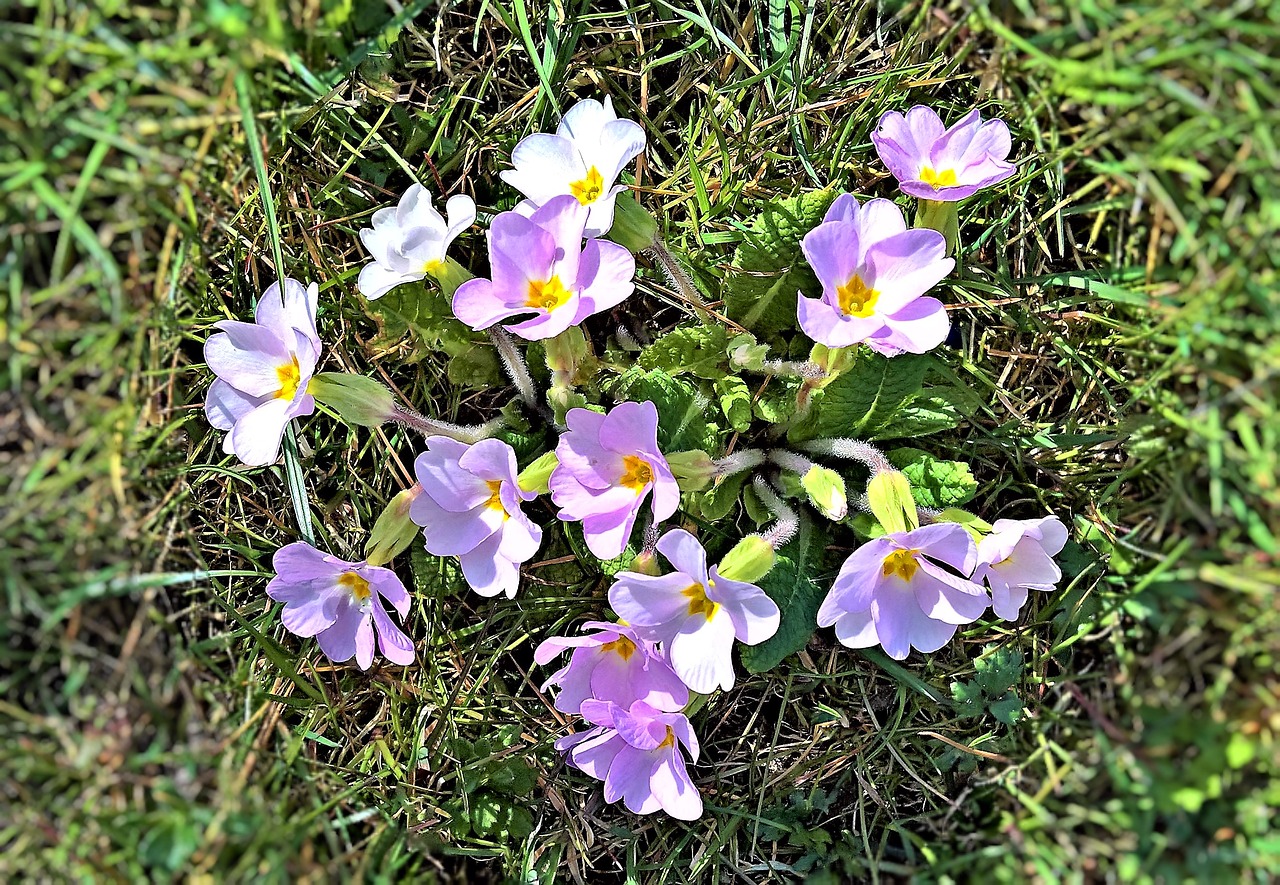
[647,240,709,316]
[767,450,815,476]
[391,403,501,443]
[799,438,894,474]
[712,448,766,478]
[488,327,539,409]
[753,477,800,549]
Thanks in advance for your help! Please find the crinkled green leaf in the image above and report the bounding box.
[753,379,800,423]
[685,470,748,521]
[638,324,730,379]
[988,691,1024,727]
[365,281,486,368]
[869,390,967,440]
[789,351,929,442]
[950,679,984,716]
[725,189,837,337]
[446,342,501,388]
[715,375,753,433]
[740,522,830,673]
[888,447,979,509]
[974,645,1024,697]
[604,367,721,453]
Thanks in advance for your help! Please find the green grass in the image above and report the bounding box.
[4,0,1278,881]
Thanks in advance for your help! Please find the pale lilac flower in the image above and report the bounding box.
[452,195,635,341]
[357,184,476,300]
[501,96,646,237]
[409,437,542,599]
[549,401,679,560]
[266,541,414,670]
[871,105,1016,201]
[798,195,953,356]
[973,516,1068,620]
[535,620,688,715]
[556,699,702,820]
[609,529,780,693]
[204,278,321,466]
[817,523,989,660]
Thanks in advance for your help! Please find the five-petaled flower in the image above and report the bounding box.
[871,105,1016,201]
[204,278,322,466]
[817,523,990,660]
[356,183,476,300]
[609,529,780,693]
[452,195,635,340]
[501,96,646,237]
[798,194,954,356]
[409,437,543,599]
[549,401,679,560]
[266,541,415,670]
[973,516,1068,620]
[535,620,689,715]
[556,699,702,820]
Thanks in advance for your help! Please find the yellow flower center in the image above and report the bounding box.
[658,726,676,750]
[918,166,958,189]
[337,570,372,602]
[525,276,571,312]
[619,455,653,493]
[682,582,719,620]
[420,258,443,275]
[483,480,507,514]
[881,549,920,582]
[568,166,604,205]
[836,273,880,318]
[599,635,637,660]
[275,354,302,400]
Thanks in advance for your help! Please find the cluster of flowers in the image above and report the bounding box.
[204,97,1066,820]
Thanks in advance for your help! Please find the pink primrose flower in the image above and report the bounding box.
[534,620,689,715]
[204,278,321,466]
[266,541,414,670]
[816,523,989,661]
[973,515,1068,620]
[357,183,476,300]
[871,105,1016,201]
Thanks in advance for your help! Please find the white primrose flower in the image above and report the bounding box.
[500,96,646,238]
[357,184,476,300]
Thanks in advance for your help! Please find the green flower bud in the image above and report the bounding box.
[517,450,559,495]
[544,326,595,387]
[365,486,422,566]
[665,450,717,491]
[866,470,919,535]
[717,534,777,584]
[609,191,660,252]
[808,343,856,390]
[308,372,396,427]
[933,507,992,540]
[728,334,769,372]
[915,199,960,256]
[800,464,848,521]
[628,548,663,576]
[426,256,475,297]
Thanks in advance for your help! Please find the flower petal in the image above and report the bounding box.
[228,397,298,466]
[608,571,698,627]
[370,594,415,665]
[655,528,708,585]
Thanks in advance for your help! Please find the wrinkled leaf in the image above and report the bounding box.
[888,447,979,509]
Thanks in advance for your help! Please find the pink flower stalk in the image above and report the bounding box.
[798,195,953,356]
[357,183,476,300]
[500,96,646,237]
[549,401,679,560]
[973,516,1068,620]
[409,437,542,599]
[203,278,322,466]
[556,699,702,820]
[816,523,989,661]
[608,529,780,693]
[871,105,1016,201]
[535,620,689,715]
[452,195,635,341]
[266,541,414,670]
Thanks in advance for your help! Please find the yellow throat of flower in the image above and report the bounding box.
[618,455,653,493]
[836,273,879,318]
[526,276,571,312]
[682,582,719,620]
[275,354,302,400]
[569,166,604,205]
[658,726,676,750]
[599,635,637,660]
[420,258,443,275]
[483,480,507,516]
[338,570,372,602]
[918,165,958,190]
[881,549,920,582]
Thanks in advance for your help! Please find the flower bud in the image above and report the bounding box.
[807,343,856,390]
[866,470,919,535]
[544,326,595,387]
[608,191,660,252]
[365,485,423,566]
[915,200,960,256]
[716,535,777,583]
[426,256,475,297]
[934,507,992,540]
[308,372,396,427]
[517,450,559,495]
[665,450,717,491]
[800,464,848,521]
[728,335,769,372]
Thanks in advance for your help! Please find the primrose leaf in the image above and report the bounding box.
[364,281,487,371]
[870,390,967,440]
[685,470,748,521]
[725,189,838,337]
[988,692,1024,727]
[740,522,830,673]
[887,448,979,509]
[950,680,984,716]
[789,351,929,442]
[638,324,730,379]
[715,376,754,433]
[974,645,1024,697]
[604,367,721,453]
